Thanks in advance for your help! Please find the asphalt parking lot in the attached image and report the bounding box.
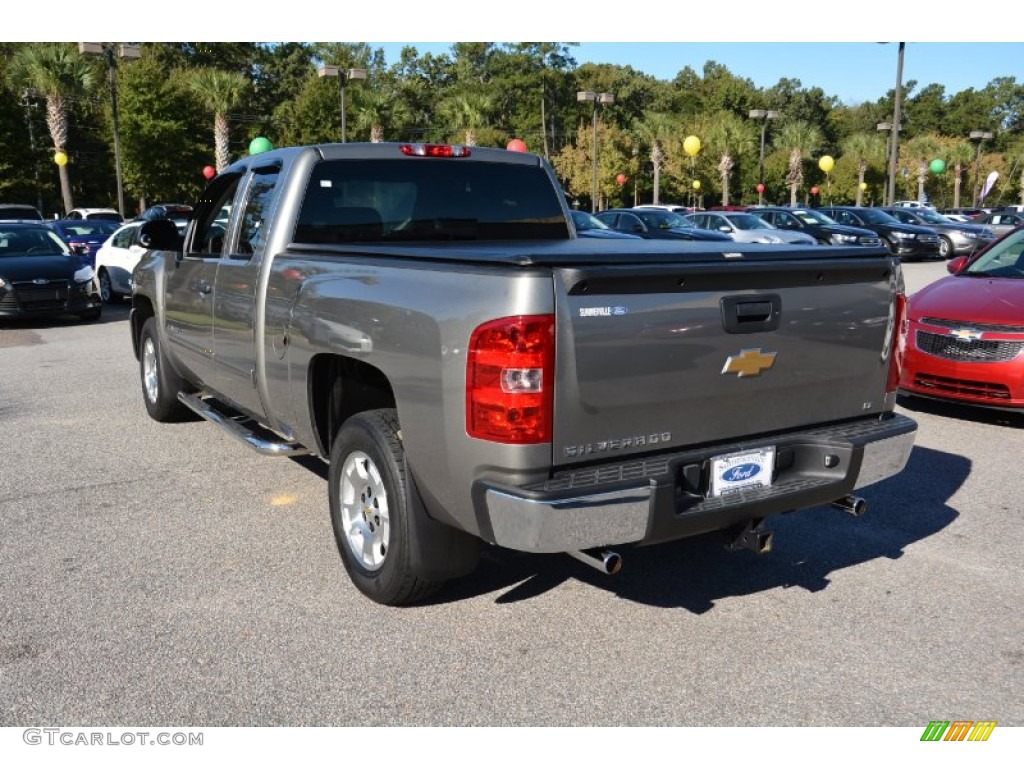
[1,260,1021,729]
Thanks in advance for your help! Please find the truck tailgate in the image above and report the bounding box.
[551,254,900,467]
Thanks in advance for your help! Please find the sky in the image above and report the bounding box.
[16,2,1024,109]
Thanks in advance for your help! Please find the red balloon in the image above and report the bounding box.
[616,173,627,185]
[810,186,820,195]
[756,183,765,194]
[506,138,527,153]
[202,165,216,180]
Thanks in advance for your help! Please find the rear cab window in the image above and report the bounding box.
[294,159,569,243]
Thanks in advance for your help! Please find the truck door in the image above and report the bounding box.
[208,163,282,418]
[161,172,242,385]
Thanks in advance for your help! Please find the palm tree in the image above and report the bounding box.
[840,133,886,206]
[705,112,756,207]
[184,68,248,172]
[905,134,943,204]
[353,86,412,143]
[437,90,493,147]
[774,120,823,206]
[633,113,676,205]
[946,140,977,209]
[9,43,95,214]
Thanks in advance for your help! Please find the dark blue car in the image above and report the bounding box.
[46,219,121,268]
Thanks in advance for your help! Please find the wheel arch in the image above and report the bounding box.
[307,353,397,458]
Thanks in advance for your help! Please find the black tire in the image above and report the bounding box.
[98,269,115,303]
[938,236,953,259]
[138,316,191,422]
[78,307,101,322]
[328,409,444,606]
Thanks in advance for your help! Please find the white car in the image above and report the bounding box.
[892,200,937,210]
[94,222,144,302]
[67,207,124,223]
[683,211,818,245]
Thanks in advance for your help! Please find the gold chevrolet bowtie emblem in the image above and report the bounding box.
[950,328,983,341]
[721,348,777,377]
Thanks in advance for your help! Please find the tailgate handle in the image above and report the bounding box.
[721,294,781,334]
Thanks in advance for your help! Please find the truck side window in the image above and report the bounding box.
[232,166,280,260]
[188,173,243,258]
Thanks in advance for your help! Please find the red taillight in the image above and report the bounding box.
[467,315,554,444]
[399,143,471,158]
[886,291,908,393]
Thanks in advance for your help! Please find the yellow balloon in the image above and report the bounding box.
[818,155,835,173]
[859,182,868,191]
[692,180,701,190]
[683,135,701,157]
[54,151,68,167]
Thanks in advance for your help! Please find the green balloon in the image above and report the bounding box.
[249,136,273,155]
[929,158,946,174]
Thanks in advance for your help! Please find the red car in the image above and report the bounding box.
[899,226,1024,409]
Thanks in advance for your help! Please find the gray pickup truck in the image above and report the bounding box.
[129,142,917,605]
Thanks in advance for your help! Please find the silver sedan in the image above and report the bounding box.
[683,211,818,245]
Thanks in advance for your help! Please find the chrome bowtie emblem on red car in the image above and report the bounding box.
[950,328,983,341]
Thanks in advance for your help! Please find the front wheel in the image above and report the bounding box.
[938,236,953,259]
[328,409,444,606]
[139,317,192,422]
[98,269,115,303]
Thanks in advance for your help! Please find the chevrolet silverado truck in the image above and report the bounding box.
[129,142,917,605]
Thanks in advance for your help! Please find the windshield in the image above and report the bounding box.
[725,213,773,231]
[635,210,688,229]
[964,229,1024,278]
[854,209,900,225]
[570,210,609,231]
[56,221,120,237]
[0,228,71,256]
[793,209,837,225]
[913,209,953,225]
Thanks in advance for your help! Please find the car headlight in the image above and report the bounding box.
[889,231,915,240]
[831,233,858,244]
[73,265,94,284]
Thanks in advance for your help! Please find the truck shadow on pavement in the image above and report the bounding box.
[436,445,965,613]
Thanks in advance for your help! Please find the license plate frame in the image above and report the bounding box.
[709,447,776,498]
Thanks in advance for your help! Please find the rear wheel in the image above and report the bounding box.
[139,317,191,422]
[328,409,444,606]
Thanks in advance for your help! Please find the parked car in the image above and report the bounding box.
[633,204,704,214]
[892,200,937,210]
[94,221,145,302]
[595,208,732,241]
[0,204,43,221]
[750,207,883,247]
[940,207,988,220]
[0,222,102,320]
[682,211,817,245]
[972,211,1024,237]
[46,219,122,268]
[569,210,642,239]
[879,207,996,258]
[817,206,940,260]
[137,203,193,231]
[66,207,123,222]
[899,227,1024,410]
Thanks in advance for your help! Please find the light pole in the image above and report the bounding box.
[577,91,614,212]
[79,42,140,219]
[969,130,994,207]
[749,109,779,205]
[317,66,367,143]
[884,42,906,209]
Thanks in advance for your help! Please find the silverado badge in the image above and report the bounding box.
[721,348,777,378]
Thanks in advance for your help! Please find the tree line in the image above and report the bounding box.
[2,41,1023,217]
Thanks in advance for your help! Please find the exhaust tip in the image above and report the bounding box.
[832,495,867,517]
[567,548,623,575]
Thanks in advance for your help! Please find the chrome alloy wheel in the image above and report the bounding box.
[339,450,390,571]
[99,271,112,302]
[142,336,159,404]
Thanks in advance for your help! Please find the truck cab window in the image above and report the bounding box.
[233,166,281,259]
[189,173,243,257]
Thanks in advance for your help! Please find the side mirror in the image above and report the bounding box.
[947,255,968,274]
[138,220,180,250]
